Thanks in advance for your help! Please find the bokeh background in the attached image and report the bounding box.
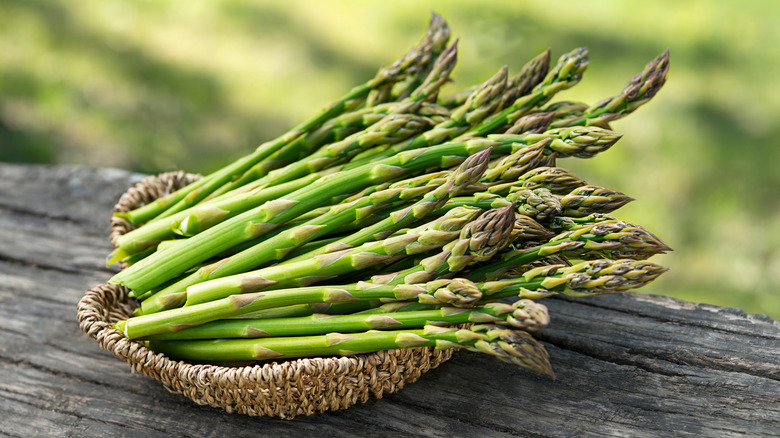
[2,0,778,317]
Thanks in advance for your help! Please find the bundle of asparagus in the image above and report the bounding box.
[109,13,671,378]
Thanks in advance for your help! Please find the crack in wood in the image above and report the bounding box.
[0,355,112,390]
[382,394,543,437]
[0,253,114,277]
[537,330,780,383]
[0,201,92,227]
[549,295,780,340]
[537,331,690,378]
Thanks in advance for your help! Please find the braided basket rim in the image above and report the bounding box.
[77,171,454,418]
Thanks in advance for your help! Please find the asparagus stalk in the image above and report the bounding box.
[145,323,554,377]
[550,49,671,128]
[228,300,380,321]
[115,279,487,339]
[205,106,393,200]
[144,299,550,340]
[178,113,434,230]
[478,258,669,300]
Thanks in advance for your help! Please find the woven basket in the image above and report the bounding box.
[77,171,455,418]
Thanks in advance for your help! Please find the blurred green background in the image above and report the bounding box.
[2,0,778,317]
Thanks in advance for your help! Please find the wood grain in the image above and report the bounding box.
[1,163,778,437]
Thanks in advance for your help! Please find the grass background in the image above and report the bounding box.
[2,0,778,317]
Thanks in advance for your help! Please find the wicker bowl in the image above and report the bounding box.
[77,171,455,418]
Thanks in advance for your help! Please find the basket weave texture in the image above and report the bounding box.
[77,171,454,418]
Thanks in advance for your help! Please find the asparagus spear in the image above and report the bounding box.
[144,299,549,340]
[383,257,668,310]
[346,256,668,314]
[550,49,671,128]
[478,258,669,300]
[145,324,554,377]
[115,279,487,339]
[197,298,386,322]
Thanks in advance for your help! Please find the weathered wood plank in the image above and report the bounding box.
[0,163,778,437]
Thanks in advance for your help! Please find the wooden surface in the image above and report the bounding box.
[1,163,778,437]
